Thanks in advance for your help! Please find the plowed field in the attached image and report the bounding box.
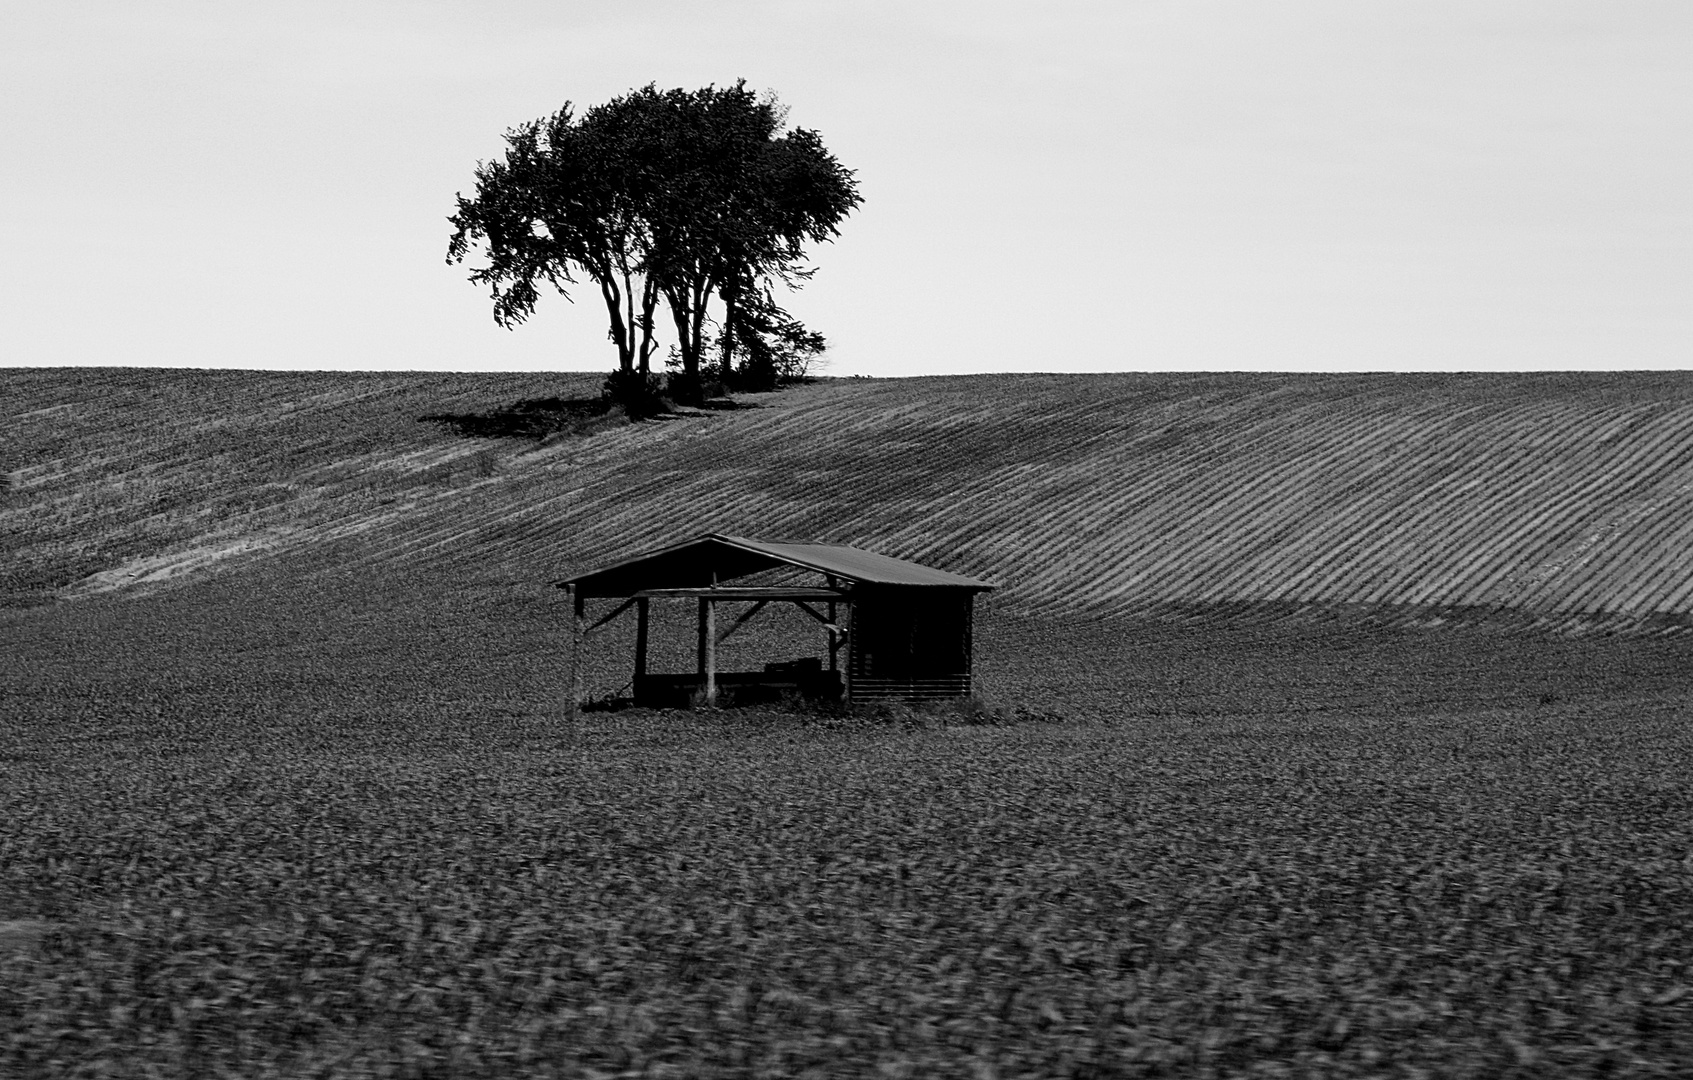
[7,369,1693,626]
[3,571,1691,1078]
[4,368,1692,1077]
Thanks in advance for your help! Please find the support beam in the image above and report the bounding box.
[828,600,838,673]
[696,596,718,707]
[792,599,825,624]
[696,597,707,679]
[570,587,585,718]
[634,597,649,683]
[790,600,844,632]
[717,600,769,645]
[841,601,854,704]
[637,586,848,601]
[963,598,974,688]
[586,596,638,634]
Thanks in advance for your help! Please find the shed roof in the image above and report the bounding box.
[560,533,995,597]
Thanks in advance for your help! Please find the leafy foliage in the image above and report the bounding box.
[446,83,860,397]
[711,286,828,390]
[447,103,666,380]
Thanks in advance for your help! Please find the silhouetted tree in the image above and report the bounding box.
[624,83,859,397]
[447,82,859,403]
[715,274,827,388]
[447,107,662,382]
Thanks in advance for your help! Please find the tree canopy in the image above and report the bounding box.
[447,82,860,402]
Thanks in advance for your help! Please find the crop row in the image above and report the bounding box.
[7,370,1693,623]
[345,373,1693,622]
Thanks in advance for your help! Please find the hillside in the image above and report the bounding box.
[10,368,1693,1078]
[5,368,1693,628]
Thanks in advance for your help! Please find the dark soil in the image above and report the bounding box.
[3,567,1690,1077]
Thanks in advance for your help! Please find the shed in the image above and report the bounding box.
[558,533,995,710]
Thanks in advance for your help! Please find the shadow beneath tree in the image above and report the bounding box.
[419,396,620,441]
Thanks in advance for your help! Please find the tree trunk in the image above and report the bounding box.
[666,289,699,378]
[598,278,634,373]
[719,291,737,382]
[637,277,660,376]
[663,277,708,404]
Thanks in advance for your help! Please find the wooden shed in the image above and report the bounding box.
[558,533,995,710]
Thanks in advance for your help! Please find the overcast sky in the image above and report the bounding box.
[4,1,1690,376]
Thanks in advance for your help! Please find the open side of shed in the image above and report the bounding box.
[557,534,995,711]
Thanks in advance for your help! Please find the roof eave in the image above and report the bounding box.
[557,532,997,592]
[554,532,745,590]
[713,534,996,590]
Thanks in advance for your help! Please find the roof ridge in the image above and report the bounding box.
[562,533,995,594]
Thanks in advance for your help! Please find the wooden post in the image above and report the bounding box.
[696,596,717,707]
[827,600,838,672]
[841,600,853,704]
[570,587,585,718]
[704,597,717,707]
[696,597,707,682]
[963,595,974,694]
[634,597,649,692]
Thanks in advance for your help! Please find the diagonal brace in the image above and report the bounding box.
[716,600,769,645]
[791,600,845,636]
[585,597,638,635]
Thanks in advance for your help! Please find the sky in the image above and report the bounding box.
[3,1,1690,376]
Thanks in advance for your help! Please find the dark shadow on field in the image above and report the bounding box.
[419,396,619,440]
[419,392,754,442]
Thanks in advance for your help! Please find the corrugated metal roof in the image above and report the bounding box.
[713,535,995,589]
[560,533,994,595]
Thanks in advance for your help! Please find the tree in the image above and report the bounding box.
[447,83,859,402]
[446,105,662,381]
[623,83,860,395]
[716,275,827,387]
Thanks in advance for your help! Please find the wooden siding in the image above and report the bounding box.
[848,586,977,702]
